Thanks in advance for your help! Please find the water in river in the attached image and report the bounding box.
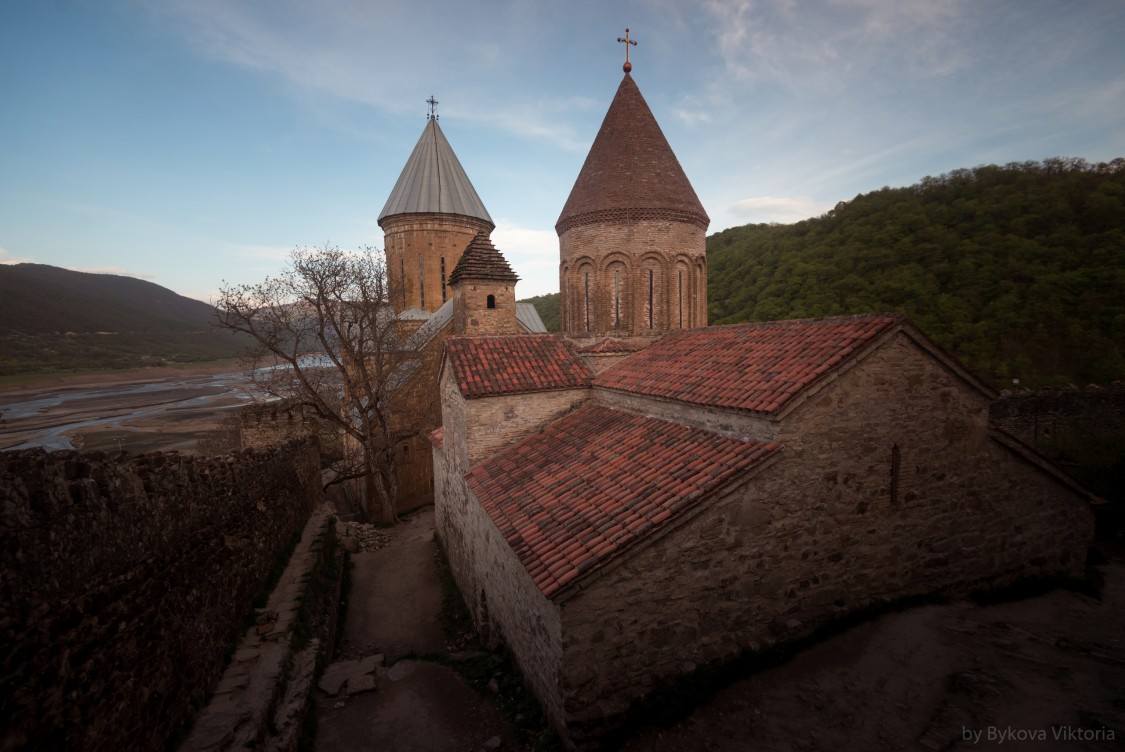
[0,370,258,452]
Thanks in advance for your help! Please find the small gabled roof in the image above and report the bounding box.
[445,335,592,398]
[596,314,907,415]
[378,118,493,226]
[448,232,519,285]
[556,73,709,234]
[466,404,780,599]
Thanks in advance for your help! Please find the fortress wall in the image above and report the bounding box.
[0,439,322,752]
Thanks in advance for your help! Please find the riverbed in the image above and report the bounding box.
[0,368,258,453]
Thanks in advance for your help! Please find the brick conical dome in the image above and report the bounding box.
[555,74,709,234]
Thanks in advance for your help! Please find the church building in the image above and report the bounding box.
[377,108,545,513]
[427,52,1098,746]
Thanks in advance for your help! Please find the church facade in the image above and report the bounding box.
[377,114,545,514]
[420,65,1097,744]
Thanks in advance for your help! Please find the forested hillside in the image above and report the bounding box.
[0,264,244,375]
[709,158,1125,387]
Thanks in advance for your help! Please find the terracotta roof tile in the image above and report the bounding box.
[575,337,650,354]
[446,335,593,399]
[466,405,779,599]
[595,314,903,415]
[448,232,519,285]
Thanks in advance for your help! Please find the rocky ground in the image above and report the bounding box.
[318,509,1123,751]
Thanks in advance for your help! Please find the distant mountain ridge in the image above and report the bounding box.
[0,264,244,374]
[0,263,217,334]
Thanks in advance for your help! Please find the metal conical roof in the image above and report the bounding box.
[379,118,494,226]
[556,74,708,234]
[448,232,519,284]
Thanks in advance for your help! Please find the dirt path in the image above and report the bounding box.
[314,508,517,752]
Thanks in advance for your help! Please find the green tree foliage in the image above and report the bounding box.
[708,158,1125,387]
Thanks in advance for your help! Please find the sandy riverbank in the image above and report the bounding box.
[0,361,255,453]
[0,360,245,397]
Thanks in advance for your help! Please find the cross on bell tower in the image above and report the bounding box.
[426,95,439,121]
[617,28,637,73]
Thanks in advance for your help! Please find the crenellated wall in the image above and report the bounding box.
[0,439,322,752]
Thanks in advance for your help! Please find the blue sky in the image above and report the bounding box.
[2,1,1123,301]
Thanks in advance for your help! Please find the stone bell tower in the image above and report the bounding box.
[556,37,709,342]
[449,232,521,336]
[379,98,494,314]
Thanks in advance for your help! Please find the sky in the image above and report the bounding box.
[2,1,1123,302]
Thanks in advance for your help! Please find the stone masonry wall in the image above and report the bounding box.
[383,213,492,313]
[556,332,1094,737]
[0,439,321,752]
[463,388,589,468]
[432,373,566,730]
[451,281,521,336]
[559,219,706,337]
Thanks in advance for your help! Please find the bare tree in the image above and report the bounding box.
[215,246,417,524]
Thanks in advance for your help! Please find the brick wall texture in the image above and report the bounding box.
[382,213,493,313]
[0,439,322,752]
[452,281,521,337]
[435,330,1095,742]
[559,219,707,338]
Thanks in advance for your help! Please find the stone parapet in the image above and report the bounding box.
[0,440,322,752]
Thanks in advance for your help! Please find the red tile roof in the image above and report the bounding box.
[576,337,650,354]
[466,404,779,599]
[445,335,593,399]
[595,314,903,414]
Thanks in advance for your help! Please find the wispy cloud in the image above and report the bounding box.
[728,196,829,222]
[153,0,596,151]
[703,0,971,91]
[492,221,558,297]
[0,246,32,265]
[492,221,556,258]
[674,108,712,126]
[229,244,294,261]
[70,266,156,280]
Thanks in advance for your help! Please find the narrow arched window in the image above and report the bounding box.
[677,269,684,328]
[583,271,591,332]
[440,256,447,302]
[486,294,496,309]
[891,444,901,504]
[614,269,621,329]
[648,269,654,329]
[418,255,425,309]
